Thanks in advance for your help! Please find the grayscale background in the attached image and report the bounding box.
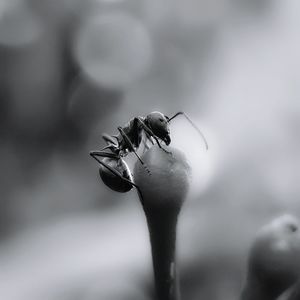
[0,0,299,299]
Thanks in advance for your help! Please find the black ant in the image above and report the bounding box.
[90,111,208,196]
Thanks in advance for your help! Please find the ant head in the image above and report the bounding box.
[146,111,171,145]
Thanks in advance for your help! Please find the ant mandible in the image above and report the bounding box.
[90,111,208,197]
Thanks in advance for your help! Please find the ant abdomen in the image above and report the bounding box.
[99,158,133,193]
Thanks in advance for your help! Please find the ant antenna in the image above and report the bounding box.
[167,112,208,150]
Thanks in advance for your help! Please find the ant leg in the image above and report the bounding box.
[102,133,118,146]
[91,153,145,204]
[117,127,144,165]
[99,143,119,152]
[167,112,208,150]
[117,127,151,175]
[90,150,119,160]
[100,134,119,152]
[99,145,113,151]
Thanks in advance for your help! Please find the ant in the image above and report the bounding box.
[90,111,208,197]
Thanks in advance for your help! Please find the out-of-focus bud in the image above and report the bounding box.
[242,215,300,300]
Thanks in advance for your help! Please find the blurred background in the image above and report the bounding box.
[0,0,299,299]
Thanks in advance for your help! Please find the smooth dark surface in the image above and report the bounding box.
[146,208,180,300]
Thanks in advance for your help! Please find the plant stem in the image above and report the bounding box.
[144,206,181,300]
[134,145,190,300]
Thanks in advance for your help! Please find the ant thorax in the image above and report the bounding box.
[107,144,120,155]
[119,148,129,157]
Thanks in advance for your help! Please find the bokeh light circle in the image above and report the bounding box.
[0,0,42,47]
[74,13,153,89]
